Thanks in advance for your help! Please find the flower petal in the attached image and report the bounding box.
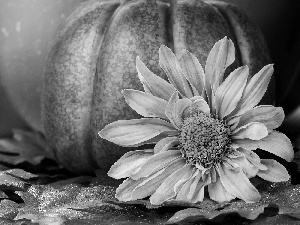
[108,150,153,179]
[187,98,210,116]
[150,165,194,205]
[218,163,261,203]
[176,170,206,203]
[159,45,193,98]
[136,56,176,101]
[215,66,249,119]
[232,64,274,117]
[122,89,168,119]
[208,175,235,203]
[236,106,284,130]
[226,115,240,131]
[228,156,259,178]
[130,131,178,147]
[257,159,290,182]
[234,131,294,162]
[178,49,205,96]
[231,122,268,140]
[205,37,235,100]
[238,148,268,171]
[154,136,180,154]
[188,173,208,203]
[99,118,176,146]
[131,150,182,180]
[132,158,186,200]
[166,92,192,129]
[165,92,179,126]
[116,178,144,201]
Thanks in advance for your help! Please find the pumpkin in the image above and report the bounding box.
[43,0,274,174]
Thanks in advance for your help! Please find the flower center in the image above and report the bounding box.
[179,111,232,168]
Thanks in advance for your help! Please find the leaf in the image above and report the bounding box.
[0,129,49,166]
[0,169,38,191]
[13,184,171,225]
[251,215,300,225]
[49,176,93,188]
[0,192,8,199]
[109,179,300,224]
[0,169,37,202]
[0,200,20,220]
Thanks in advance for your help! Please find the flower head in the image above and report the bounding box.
[99,37,294,205]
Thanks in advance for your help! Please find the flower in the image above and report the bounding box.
[99,37,294,205]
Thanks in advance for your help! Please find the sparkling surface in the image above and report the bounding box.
[179,112,231,168]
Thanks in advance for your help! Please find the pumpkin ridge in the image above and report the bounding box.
[208,2,243,69]
[209,1,274,104]
[157,0,173,50]
[43,0,121,173]
[90,0,167,172]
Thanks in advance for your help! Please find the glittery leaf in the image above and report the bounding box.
[0,200,20,220]
[0,192,8,199]
[0,169,38,191]
[13,184,171,225]
[110,179,300,224]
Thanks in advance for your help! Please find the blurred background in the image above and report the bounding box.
[0,0,299,137]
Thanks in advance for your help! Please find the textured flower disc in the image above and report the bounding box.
[179,112,232,168]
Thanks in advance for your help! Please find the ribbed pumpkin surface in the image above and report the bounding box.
[43,0,273,174]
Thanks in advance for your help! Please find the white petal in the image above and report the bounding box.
[99,118,176,146]
[236,106,284,130]
[154,137,180,154]
[178,49,205,96]
[116,178,144,201]
[231,122,268,140]
[150,165,194,205]
[208,175,235,203]
[218,163,261,203]
[232,64,274,117]
[189,83,201,97]
[166,92,192,129]
[187,99,210,116]
[131,158,186,200]
[136,56,176,100]
[226,115,240,131]
[205,37,235,101]
[159,45,193,98]
[229,156,259,178]
[165,92,179,127]
[131,131,178,147]
[257,159,290,182]
[108,150,153,179]
[131,150,182,180]
[234,131,294,162]
[215,66,248,119]
[122,89,168,119]
[176,170,208,203]
[189,174,208,203]
[176,170,198,201]
[238,148,268,171]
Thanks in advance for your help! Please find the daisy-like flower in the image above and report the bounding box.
[99,37,294,205]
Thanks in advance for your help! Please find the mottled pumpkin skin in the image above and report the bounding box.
[43,0,274,174]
